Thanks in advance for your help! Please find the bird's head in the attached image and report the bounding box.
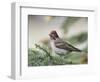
[49,30,59,40]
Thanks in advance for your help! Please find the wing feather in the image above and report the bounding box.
[55,39,81,52]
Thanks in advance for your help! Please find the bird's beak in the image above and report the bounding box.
[49,33,51,36]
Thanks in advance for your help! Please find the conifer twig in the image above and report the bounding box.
[35,44,52,60]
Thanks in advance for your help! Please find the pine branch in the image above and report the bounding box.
[35,44,53,60]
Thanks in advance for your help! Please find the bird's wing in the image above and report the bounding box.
[55,39,81,52]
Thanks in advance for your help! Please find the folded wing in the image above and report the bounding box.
[55,39,82,52]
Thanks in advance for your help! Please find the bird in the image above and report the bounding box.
[49,30,82,55]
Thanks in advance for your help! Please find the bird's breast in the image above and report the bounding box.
[50,41,68,54]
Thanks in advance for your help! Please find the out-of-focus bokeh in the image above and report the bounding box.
[28,15,88,66]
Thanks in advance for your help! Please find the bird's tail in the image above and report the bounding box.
[77,49,82,52]
[74,49,82,52]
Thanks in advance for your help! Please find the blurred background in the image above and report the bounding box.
[28,15,88,66]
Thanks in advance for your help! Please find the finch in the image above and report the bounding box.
[49,30,82,55]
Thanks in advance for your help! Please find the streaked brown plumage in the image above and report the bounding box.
[49,30,82,55]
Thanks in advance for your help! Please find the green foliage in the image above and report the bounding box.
[67,32,88,45]
[61,17,80,33]
[28,44,87,66]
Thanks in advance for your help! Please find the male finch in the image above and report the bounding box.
[49,30,82,55]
